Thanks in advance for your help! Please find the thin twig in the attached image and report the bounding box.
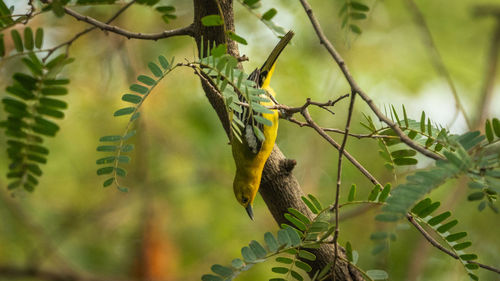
[407,214,500,274]
[331,92,357,275]
[405,0,471,129]
[301,107,380,186]
[24,0,36,24]
[287,117,394,139]
[298,0,442,161]
[278,94,349,115]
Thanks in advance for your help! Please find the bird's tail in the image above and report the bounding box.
[257,31,294,87]
[260,31,295,74]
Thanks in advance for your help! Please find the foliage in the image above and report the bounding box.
[203,194,389,281]
[0,26,72,191]
[0,1,498,281]
[96,55,175,191]
[362,108,500,218]
[346,184,482,279]
[411,198,480,280]
[361,106,449,175]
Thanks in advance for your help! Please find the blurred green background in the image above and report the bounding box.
[0,0,499,280]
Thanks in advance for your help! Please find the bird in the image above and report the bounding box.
[231,30,294,220]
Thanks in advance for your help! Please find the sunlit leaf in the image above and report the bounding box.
[201,15,224,26]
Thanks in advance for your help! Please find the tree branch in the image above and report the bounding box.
[61,4,195,40]
[298,0,443,161]
[332,92,357,271]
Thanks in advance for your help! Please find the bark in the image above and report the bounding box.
[192,1,364,280]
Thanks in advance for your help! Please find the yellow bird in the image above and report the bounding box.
[231,31,294,220]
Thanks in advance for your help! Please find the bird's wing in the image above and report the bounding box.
[233,68,264,154]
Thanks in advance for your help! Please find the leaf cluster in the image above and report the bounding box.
[362,107,500,217]
[204,194,388,281]
[362,106,450,175]
[0,27,71,191]
[96,55,175,191]
[411,198,480,280]
[1,27,43,58]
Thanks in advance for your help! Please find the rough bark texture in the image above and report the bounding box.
[192,1,364,280]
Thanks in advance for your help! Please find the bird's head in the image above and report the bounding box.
[233,178,259,220]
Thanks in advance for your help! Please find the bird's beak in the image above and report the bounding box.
[246,204,254,221]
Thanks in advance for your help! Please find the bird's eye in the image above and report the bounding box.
[242,197,249,204]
